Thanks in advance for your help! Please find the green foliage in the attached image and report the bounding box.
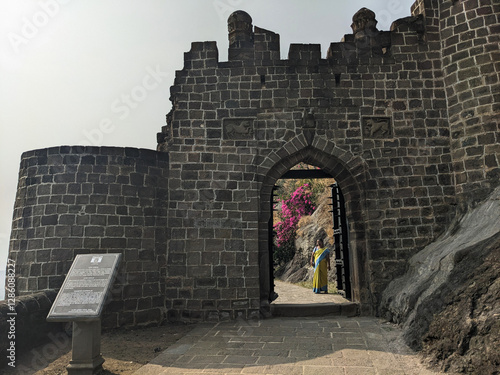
[272,241,295,266]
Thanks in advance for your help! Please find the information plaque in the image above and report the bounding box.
[47,253,121,321]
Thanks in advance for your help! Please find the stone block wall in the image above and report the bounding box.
[157,4,460,315]
[8,146,169,327]
[7,1,499,323]
[438,0,500,206]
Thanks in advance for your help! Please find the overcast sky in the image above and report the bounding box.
[0,0,415,286]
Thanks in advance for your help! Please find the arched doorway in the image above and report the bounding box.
[267,167,352,301]
[257,140,370,315]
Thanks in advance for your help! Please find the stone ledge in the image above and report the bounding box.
[271,302,360,318]
[0,290,63,368]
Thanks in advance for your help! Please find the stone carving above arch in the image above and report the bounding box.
[301,108,316,145]
[223,118,255,140]
[362,116,392,139]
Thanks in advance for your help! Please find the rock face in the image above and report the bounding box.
[380,186,500,372]
[422,246,500,374]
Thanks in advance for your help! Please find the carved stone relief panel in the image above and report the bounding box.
[362,116,392,139]
[223,118,255,140]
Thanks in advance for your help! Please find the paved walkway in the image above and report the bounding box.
[271,281,359,317]
[272,281,349,304]
[133,317,443,375]
[133,282,445,375]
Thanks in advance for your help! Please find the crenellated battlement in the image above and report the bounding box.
[183,41,219,69]
[181,7,426,70]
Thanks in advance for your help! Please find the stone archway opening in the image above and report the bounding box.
[258,144,370,316]
[267,164,353,308]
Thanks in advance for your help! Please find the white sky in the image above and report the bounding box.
[0,0,415,284]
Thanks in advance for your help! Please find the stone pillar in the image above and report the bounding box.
[351,7,378,39]
[228,10,254,60]
[351,8,381,54]
[66,321,104,375]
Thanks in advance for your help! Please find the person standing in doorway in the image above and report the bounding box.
[310,238,331,293]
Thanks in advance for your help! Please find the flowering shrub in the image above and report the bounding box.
[273,184,315,265]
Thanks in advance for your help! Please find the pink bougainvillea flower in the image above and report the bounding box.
[275,184,315,249]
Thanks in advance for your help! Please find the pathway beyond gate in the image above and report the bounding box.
[133,282,447,375]
[271,281,359,317]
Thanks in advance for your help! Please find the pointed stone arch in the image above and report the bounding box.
[257,134,372,314]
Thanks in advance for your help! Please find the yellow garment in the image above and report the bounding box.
[312,247,329,293]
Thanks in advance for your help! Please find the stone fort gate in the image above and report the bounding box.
[8,0,499,327]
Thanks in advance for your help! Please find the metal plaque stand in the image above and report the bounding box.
[47,253,121,375]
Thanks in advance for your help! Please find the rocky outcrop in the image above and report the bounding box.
[422,245,500,374]
[380,186,500,373]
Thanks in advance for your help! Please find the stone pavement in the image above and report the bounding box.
[133,316,444,375]
[271,281,359,317]
[272,280,350,304]
[133,281,444,375]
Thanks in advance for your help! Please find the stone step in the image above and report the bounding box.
[271,302,360,317]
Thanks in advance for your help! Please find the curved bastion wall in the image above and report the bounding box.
[8,146,169,328]
[436,0,500,205]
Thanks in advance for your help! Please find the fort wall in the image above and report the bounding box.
[8,146,169,327]
[157,2,462,316]
[438,0,500,206]
[7,0,500,326]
